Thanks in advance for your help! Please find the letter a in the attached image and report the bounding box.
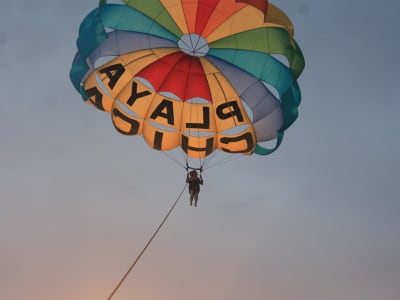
[85,86,105,111]
[150,99,175,125]
[99,63,126,90]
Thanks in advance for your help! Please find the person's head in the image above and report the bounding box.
[190,170,198,177]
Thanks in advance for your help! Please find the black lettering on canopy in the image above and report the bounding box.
[85,86,105,111]
[186,107,210,129]
[99,63,125,90]
[112,108,140,135]
[220,132,255,153]
[216,101,244,123]
[181,136,214,156]
[150,99,174,125]
[153,131,163,150]
[127,81,152,106]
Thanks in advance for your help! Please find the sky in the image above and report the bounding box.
[1,0,399,300]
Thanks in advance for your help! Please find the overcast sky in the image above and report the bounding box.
[1,1,399,300]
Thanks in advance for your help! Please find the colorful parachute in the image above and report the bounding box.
[70,0,304,168]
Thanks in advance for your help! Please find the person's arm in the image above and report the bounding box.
[186,173,190,183]
[199,175,203,185]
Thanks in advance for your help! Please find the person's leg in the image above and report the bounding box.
[194,193,199,207]
[190,191,194,206]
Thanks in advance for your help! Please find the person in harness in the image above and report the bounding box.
[186,170,204,207]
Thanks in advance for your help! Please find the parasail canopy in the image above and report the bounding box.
[70,0,305,168]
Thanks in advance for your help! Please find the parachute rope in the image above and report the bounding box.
[106,183,188,300]
[162,151,187,170]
